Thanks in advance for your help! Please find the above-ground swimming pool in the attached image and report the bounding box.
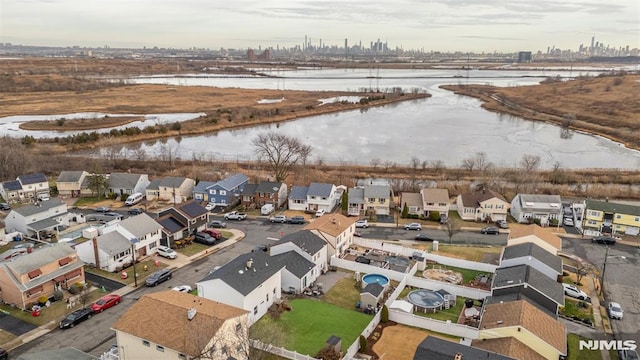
[362,273,390,289]
[407,289,445,313]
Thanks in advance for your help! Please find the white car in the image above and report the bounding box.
[607,302,624,320]
[172,285,193,293]
[156,246,177,259]
[355,219,369,228]
[563,217,574,226]
[205,203,216,211]
[315,209,326,217]
[562,283,589,301]
[404,223,422,231]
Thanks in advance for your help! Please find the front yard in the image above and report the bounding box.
[84,259,169,286]
[560,298,594,325]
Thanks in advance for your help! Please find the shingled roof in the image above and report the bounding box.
[304,213,356,237]
[460,189,507,206]
[273,230,326,255]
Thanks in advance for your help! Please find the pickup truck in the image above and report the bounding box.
[224,211,247,221]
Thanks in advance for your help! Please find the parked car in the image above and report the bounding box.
[91,294,121,313]
[95,206,110,213]
[496,219,508,229]
[592,235,617,245]
[60,308,93,329]
[172,285,193,293]
[619,349,640,360]
[563,217,574,226]
[205,203,216,211]
[194,232,216,245]
[209,220,227,228]
[224,211,247,221]
[288,216,306,224]
[0,203,10,211]
[414,233,434,241]
[607,301,624,320]
[354,231,362,237]
[127,207,144,215]
[355,256,371,264]
[315,209,326,217]
[404,222,422,231]
[439,213,449,224]
[355,219,369,228]
[562,283,589,301]
[202,228,222,240]
[269,215,288,223]
[157,245,177,259]
[145,269,172,287]
[480,226,500,235]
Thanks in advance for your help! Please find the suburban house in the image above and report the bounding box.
[508,224,562,255]
[491,264,564,315]
[112,291,249,360]
[145,179,161,201]
[4,199,69,238]
[200,174,249,207]
[0,243,84,310]
[146,176,195,203]
[254,181,287,208]
[305,182,340,213]
[364,185,391,216]
[106,172,150,197]
[421,188,450,218]
[192,180,215,203]
[270,251,316,294]
[76,213,163,271]
[500,242,563,281]
[473,300,567,360]
[400,192,423,216]
[582,199,640,236]
[347,187,365,217]
[56,171,90,198]
[456,189,510,222]
[287,186,309,211]
[305,213,357,257]
[197,251,285,325]
[270,230,328,293]
[156,215,188,248]
[510,194,563,225]
[157,201,209,243]
[414,336,514,360]
[0,180,24,203]
[239,183,259,208]
[17,173,50,200]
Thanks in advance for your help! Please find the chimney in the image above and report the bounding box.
[246,258,253,270]
[92,237,100,269]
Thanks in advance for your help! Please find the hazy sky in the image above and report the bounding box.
[1,0,638,52]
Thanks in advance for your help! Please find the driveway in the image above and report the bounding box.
[0,312,37,336]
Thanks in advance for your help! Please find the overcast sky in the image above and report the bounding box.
[1,0,638,52]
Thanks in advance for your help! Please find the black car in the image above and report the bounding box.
[94,206,110,213]
[288,216,306,224]
[60,307,93,329]
[145,268,172,286]
[194,232,216,245]
[480,226,500,235]
[355,256,371,264]
[414,233,434,241]
[209,220,227,228]
[591,236,617,245]
[127,207,144,215]
[0,203,10,211]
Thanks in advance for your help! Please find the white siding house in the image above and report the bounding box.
[510,194,563,224]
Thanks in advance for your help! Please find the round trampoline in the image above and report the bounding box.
[362,274,389,289]
[407,289,445,313]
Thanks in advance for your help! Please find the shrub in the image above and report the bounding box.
[38,295,49,305]
[170,122,182,131]
[121,193,129,202]
[53,290,64,301]
[428,211,440,222]
[359,335,367,353]
[381,305,389,323]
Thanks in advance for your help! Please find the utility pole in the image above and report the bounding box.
[600,245,609,296]
[131,242,138,287]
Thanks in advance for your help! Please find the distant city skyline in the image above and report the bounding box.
[1,0,638,53]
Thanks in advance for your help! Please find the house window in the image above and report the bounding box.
[587,220,597,225]
[220,190,226,195]
[439,203,447,207]
[322,197,327,200]
[191,219,196,224]
[266,293,269,302]
[236,323,242,333]
[253,306,258,315]
[142,340,150,347]
[310,196,316,199]
[273,288,276,294]
[210,190,217,195]
[149,241,157,249]
[368,198,375,203]
[178,354,186,360]
[378,198,385,203]
[635,217,640,222]
[616,214,622,219]
[156,345,164,352]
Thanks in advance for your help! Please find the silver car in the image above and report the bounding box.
[607,301,623,320]
[404,223,422,231]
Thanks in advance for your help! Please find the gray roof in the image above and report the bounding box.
[159,176,190,188]
[362,283,385,297]
[348,187,365,204]
[289,186,309,201]
[241,183,258,196]
[274,230,326,255]
[493,264,564,305]
[502,242,563,274]
[177,200,208,218]
[215,173,249,190]
[4,243,76,274]
[16,347,98,360]
[586,199,640,217]
[13,198,66,217]
[157,215,185,234]
[402,192,422,207]
[307,182,334,197]
[485,292,557,319]
[108,173,144,189]
[198,251,285,296]
[256,181,282,194]
[364,185,390,199]
[119,213,163,239]
[18,172,47,185]
[413,336,515,360]
[57,171,86,183]
[271,251,315,278]
[97,231,132,255]
[28,217,63,231]
[518,194,562,205]
[193,180,215,194]
[2,180,23,191]
[146,179,161,191]
[421,188,450,203]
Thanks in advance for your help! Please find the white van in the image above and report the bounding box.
[261,203,275,215]
[125,192,144,206]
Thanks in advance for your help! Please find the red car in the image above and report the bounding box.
[91,294,121,313]
[202,228,222,240]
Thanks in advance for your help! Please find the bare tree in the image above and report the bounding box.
[0,136,30,180]
[410,157,420,170]
[442,219,462,244]
[520,154,541,172]
[575,261,596,286]
[462,152,491,172]
[252,132,312,182]
[87,166,109,199]
[370,158,381,170]
[461,156,476,173]
[562,113,576,129]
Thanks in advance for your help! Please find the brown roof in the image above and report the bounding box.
[472,337,546,360]
[401,192,422,208]
[479,300,566,355]
[421,188,450,203]
[112,291,247,356]
[508,224,562,251]
[460,189,507,207]
[304,213,356,237]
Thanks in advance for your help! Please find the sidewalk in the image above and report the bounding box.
[585,274,612,360]
[3,229,245,352]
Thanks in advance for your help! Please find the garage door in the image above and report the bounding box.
[625,226,639,235]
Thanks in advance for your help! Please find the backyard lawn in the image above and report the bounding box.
[321,276,360,310]
[432,245,503,262]
[252,298,372,357]
[425,264,491,284]
[412,296,467,323]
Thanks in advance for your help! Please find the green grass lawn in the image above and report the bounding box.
[413,296,466,322]
[252,298,371,357]
[84,259,168,286]
[72,197,105,207]
[426,264,491,284]
[567,334,603,360]
[561,298,594,324]
[321,275,360,310]
[176,242,211,256]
